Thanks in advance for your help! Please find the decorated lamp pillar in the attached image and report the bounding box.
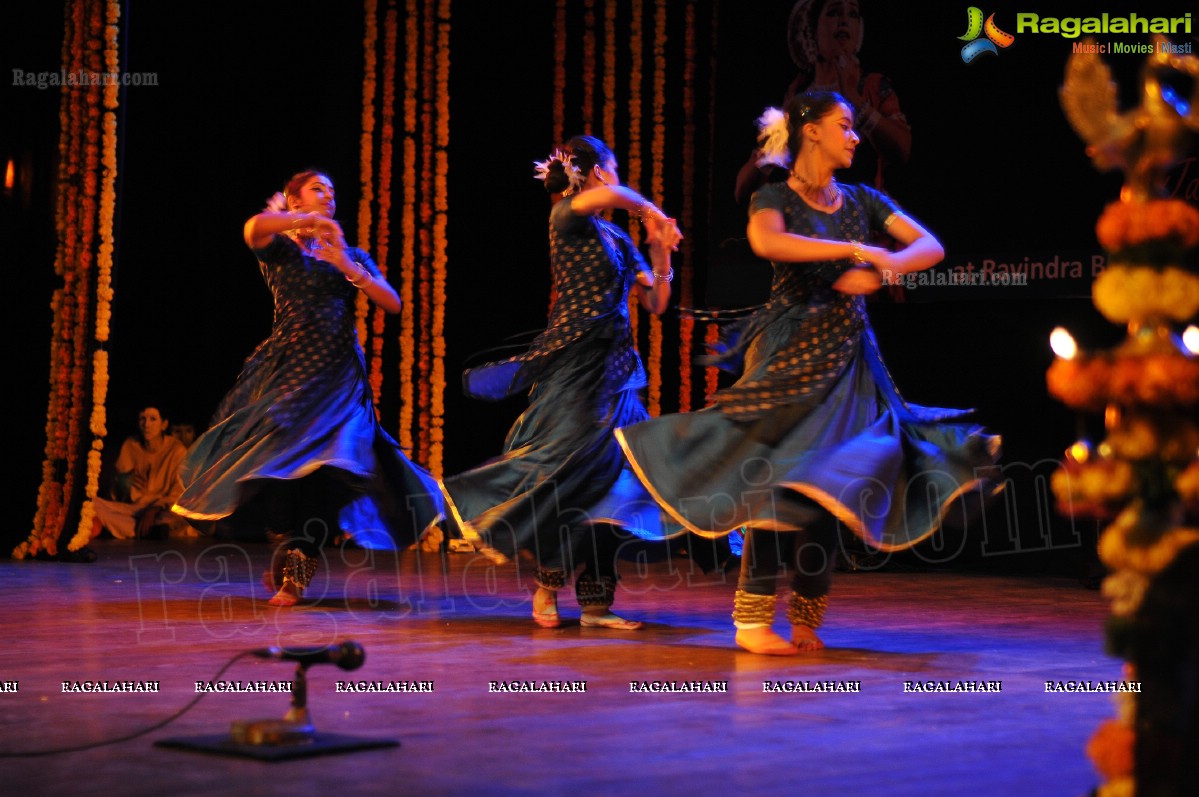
[1051,37,1199,797]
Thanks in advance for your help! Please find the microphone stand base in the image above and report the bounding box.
[155,731,399,760]
[230,718,317,746]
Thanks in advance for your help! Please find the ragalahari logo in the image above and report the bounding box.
[959,7,1016,62]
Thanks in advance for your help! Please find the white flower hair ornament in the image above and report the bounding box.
[265,191,288,213]
[755,107,792,170]
[533,149,586,194]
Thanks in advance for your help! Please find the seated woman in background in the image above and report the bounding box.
[92,405,195,540]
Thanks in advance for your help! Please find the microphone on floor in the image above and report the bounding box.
[250,640,365,671]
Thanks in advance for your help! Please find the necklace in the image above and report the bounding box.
[791,171,840,207]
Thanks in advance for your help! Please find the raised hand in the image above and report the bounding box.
[644,212,683,252]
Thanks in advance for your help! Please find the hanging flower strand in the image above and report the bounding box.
[430,0,450,477]
[369,3,399,405]
[398,0,418,455]
[677,1,697,412]
[71,0,123,553]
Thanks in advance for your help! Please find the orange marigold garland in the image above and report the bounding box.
[676,1,697,412]
[581,0,596,134]
[417,0,436,462]
[626,0,644,344]
[369,3,398,405]
[19,0,119,559]
[1095,198,1199,252]
[72,0,122,552]
[359,0,378,245]
[552,0,567,142]
[645,0,667,416]
[705,321,720,400]
[64,2,103,553]
[357,0,379,351]
[430,0,450,477]
[602,0,616,152]
[398,0,419,454]
[1047,350,1199,411]
[22,0,80,559]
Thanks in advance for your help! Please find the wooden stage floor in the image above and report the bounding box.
[1,538,1114,796]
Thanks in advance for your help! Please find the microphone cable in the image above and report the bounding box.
[0,650,254,757]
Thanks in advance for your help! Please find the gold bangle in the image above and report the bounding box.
[348,261,373,288]
[637,202,661,223]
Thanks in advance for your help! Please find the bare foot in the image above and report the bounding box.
[532,587,560,628]
[791,624,825,652]
[268,581,302,607]
[580,610,643,630]
[735,626,800,656]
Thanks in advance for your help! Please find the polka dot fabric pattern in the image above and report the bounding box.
[616,182,1002,550]
[174,234,442,549]
[712,183,891,421]
[462,197,649,416]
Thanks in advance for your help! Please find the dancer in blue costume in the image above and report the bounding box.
[617,93,1000,655]
[442,136,681,630]
[173,170,443,606]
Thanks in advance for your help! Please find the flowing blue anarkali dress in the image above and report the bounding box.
[173,234,443,551]
[441,197,676,604]
[616,182,1000,619]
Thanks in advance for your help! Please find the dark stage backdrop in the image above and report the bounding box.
[4,0,1196,572]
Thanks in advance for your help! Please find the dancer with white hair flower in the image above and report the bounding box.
[442,135,680,630]
[619,92,1000,655]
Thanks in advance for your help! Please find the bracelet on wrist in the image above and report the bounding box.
[347,261,373,288]
[652,266,674,283]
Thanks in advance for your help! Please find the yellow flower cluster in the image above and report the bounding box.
[1092,264,1199,323]
[1098,505,1199,574]
[1105,412,1199,463]
[1100,570,1147,618]
[1175,460,1199,511]
[1050,459,1134,518]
